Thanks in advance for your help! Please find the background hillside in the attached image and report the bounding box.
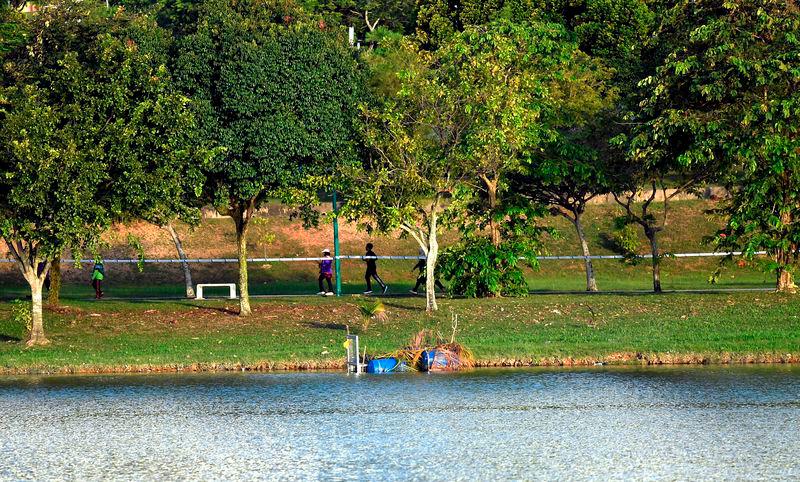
[0,200,773,297]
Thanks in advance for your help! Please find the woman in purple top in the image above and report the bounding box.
[318,249,334,296]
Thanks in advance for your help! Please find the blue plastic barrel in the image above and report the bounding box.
[420,350,449,371]
[366,358,401,373]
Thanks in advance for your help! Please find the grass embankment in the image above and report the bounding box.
[1,293,798,374]
[0,200,777,298]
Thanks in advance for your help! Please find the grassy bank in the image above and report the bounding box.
[1,293,798,374]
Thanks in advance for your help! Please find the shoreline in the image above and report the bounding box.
[2,351,798,376]
[3,294,799,377]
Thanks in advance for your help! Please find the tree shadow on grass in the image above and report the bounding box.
[171,302,240,316]
[300,321,349,331]
[379,300,426,313]
[0,334,22,342]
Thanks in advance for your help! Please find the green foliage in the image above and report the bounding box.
[0,5,26,56]
[529,0,655,88]
[299,0,418,36]
[126,234,146,272]
[627,0,800,288]
[442,19,596,220]
[611,218,641,265]
[416,0,655,81]
[0,2,201,250]
[9,299,32,335]
[174,0,365,216]
[341,36,467,236]
[439,236,535,298]
[357,300,386,331]
[0,1,202,341]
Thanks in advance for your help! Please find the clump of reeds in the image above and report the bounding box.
[388,321,474,371]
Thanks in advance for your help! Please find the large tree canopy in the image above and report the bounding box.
[0,1,200,344]
[174,0,365,315]
[342,34,473,312]
[626,0,800,292]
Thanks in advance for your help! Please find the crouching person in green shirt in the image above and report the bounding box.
[91,262,105,299]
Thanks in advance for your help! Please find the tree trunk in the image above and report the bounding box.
[776,248,797,293]
[22,267,49,346]
[233,206,253,317]
[165,222,195,298]
[4,240,51,345]
[236,224,251,316]
[572,212,598,292]
[47,257,61,306]
[482,174,500,247]
[647,229,662,293]
[776,210,797,293]
[426,211,439,313]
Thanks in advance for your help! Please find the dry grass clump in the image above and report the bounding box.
[387,328,474,371]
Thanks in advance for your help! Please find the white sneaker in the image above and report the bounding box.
[363,290,373,295]
[317,291,326,295]
[325,292,334,296]
[409,290,418,295]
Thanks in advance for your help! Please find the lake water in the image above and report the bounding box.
[1,366,799,481]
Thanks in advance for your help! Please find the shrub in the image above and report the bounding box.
[439,237,534,298]
[10,299,32,335]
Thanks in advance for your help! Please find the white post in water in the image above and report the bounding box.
[346,334,361,374]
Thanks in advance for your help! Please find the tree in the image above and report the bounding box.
[626,0,800,292]
[426,19,614,295]
[524,0,654,88]
[512,47,617,290]
[0,1,199,344]
[415,0,655,64]
[341,38,471,312]
[514,126,613,292]
[416,0,503,46]
[444,20,592,248]
[173,0,364,316]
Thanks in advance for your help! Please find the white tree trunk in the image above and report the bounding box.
[22,266,49,346]
[572,213,598,292]
[4,240,50,345]
[425,211,439,313]
[165,222,195,298]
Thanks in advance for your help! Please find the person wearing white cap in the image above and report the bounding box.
[317,249,334,296]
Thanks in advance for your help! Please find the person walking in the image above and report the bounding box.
[317,249,334,296]
[90,261,105,299]
[410,248,445,295]
[363,243,387,295]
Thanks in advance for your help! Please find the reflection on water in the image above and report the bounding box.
[1,365,799,481]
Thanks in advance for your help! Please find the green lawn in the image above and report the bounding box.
[1,292,798,374]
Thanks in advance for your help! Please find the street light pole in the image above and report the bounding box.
[332,191,342,297]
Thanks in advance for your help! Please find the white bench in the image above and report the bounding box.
[195,283,237,300]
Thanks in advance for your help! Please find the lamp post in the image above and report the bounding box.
[332,191,342,297]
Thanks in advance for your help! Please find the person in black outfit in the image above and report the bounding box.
[363,243,388,295]
[410,248,445,295]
